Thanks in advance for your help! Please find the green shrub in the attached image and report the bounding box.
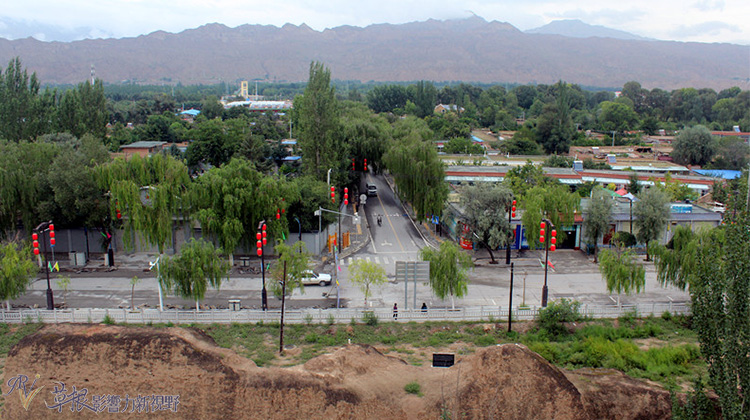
[102,314,115,325]
[536,299,582,336]
[404,381,422,396]
[362,311,379,326]
[473,335,497,347]
[304,314,313,325]
[327,314,336,326]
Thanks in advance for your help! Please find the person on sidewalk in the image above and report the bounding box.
[393,303,398,320]
[421,302,427,312]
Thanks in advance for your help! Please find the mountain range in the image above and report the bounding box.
[0,17,747,90]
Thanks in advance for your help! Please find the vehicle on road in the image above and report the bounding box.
[300,270,332,286]
[366,183,377,196]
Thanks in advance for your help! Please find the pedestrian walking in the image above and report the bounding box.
[393,303,398,320]
[421,302,428,312]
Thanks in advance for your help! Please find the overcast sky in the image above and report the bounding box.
[0,0,748,45]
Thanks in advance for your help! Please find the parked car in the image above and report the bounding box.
[300,270,332,286]
[366,183,377,196]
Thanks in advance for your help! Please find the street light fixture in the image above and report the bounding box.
[540,219,557,308]
[257,220,268,311]
[506,198,516,265]
[33,221,55,310]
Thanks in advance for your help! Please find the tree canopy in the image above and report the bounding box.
[583,188,613,262]
[459,183,514,263]
[420,241,473,309]
[158,238,229,308]
[633,187,670,261]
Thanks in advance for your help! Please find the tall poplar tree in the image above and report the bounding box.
[294,62,342,182]
[633,187,670,261]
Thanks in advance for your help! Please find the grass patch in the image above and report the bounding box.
[0,323,44,356]
[404,381,422,396]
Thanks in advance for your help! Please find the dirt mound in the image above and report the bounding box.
[3,325,673,419]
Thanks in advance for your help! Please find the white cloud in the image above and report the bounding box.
[0,0,747,44]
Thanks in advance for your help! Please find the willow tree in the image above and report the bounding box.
[598,247,645,306]
[383,137,448,219]
[0,141,58,236]
[95,153,190,253]
[190,158,297,265]
[521,183,579,250]
[0,238,38,310]
[459,183,514,263]
[158,238,229,311]
[420,241,473,309]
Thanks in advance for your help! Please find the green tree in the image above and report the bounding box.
[295,62,342,181]
[159,238,229,311]
[95,154,190,253]
[409,81,438,118]
[130,276,141,311]
[711,136,749,170]
[0,141,59,236]
[348,259,387,306]
[0,57,41,141]
[459,183,514,264]
[420,241,473,309]
[56,275,71,306]
[598,247,645,304]
[633,187,670,261]
[268,241,310,299]
[671,125,715,166]
[0,238,38,310]
[536,81,575,154]
[628,172,641,195]
[583,189,613,263]
[56,80,108,139]
[383,138,448,219]
[498,128,542,155]
[503,161,551,198]
[598,101,639,132]
[190,158,294,265]
[521,184,579,250]
[200,95,224,120]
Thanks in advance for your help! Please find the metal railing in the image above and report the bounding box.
[0,302,688,325]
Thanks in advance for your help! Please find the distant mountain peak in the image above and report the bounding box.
[526,19,648,41]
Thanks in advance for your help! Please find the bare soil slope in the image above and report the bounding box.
[3,325,673,419]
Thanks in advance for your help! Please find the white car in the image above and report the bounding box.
[300,270,332,286]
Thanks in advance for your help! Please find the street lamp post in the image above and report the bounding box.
[293,217,302,253]
[506,199,516,265]
[33,221,55,310]
[540,218,557,308]
[257,220,268,311]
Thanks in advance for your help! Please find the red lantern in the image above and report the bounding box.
[352,158,355,171]
[540,228,545,237]
[257,240,262,248]
[33,240,39,248]
[551,229,557,237]
[551,237,557,245]
[49,231,55,239]
[364,158,367,171]
[49,224,54,232]
[281,208,285,214]
[116,211,122,219]
[32,233,38,241]
[344,187,349,205]
[512,199,517,206]
[330,186,335,192]
[262,238,267,246]
[33,248,40,255]
[256,232,261,240]
[262,224,267,231]
[276,210,280,220]
[539,235,545,243]
[50,238,55,246]
[257,248,262,257]
[511,212,516,218]
[540,221,545,230]
[550,244,556,252]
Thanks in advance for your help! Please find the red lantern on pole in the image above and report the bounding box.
[550,244,556,252]
[262,224,267,232]
[540,221,545,230]
[344,187,349,205]
[262,230,267,246]
[352,158,355,171]
[49,231,55,239]
[49,224,54,232]
[50,238,55,246]
[540,228,545,237]
[256,232,261,241]
[257,248,262,257]
[539,235,545,243]
[32,233,38,241]
[331,186,335,203]
[276,209,281,220]
[364,159,367,171]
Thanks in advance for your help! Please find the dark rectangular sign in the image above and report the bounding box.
[432,353,455,368]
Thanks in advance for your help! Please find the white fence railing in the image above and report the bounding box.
[0,302,689,325]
